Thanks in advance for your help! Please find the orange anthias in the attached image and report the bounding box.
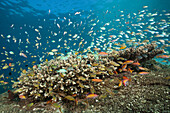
[123,60,134,64]
[139,72,149,75]
[92,79,103,82]
[122,64,127,71]
[138,66,146,70]
[86,94,99,99]
[19,95,26,99]
[9,63,12,67]
[119,76,131,87]
[98,52,108,56]
[114,71,118,74]
[156,55,169,58]
[132,61,140,66]
[46,99,52,104]
[128,68,133,73]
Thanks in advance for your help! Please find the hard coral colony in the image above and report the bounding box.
[11,43,164,111]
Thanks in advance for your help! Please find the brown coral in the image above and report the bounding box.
[116,43,164,62]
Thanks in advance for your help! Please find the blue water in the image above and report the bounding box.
[0,0,169,94]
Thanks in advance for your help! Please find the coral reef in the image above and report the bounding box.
[117,43,164,62]
[11,43,165,111]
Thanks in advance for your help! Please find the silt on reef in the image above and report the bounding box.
[11,43,164,112]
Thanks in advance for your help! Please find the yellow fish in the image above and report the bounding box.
[2,65,9,69]
[19,95,26,99]
[86,94,98,99]
[79,41,83,47]
[120,46,126,49]
[65,95,75,101]
[22,69,27,74]
[46,59,48,62]
[75,52,79,55]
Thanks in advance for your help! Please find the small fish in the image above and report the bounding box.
[72,94,77,97]
[46,99,52,104]
[9,51,14,54]
[52,103,61,108]
[120,46,126,49]
[118,68,122,72]
[48,9,51,15]
[122,79,129,86]
[57,69,67,73]
[92,79,103,82]
[19,95,26,99]
[9,63,12,67]
[22,69,27,74]
[132,61,140,66]
[123,76,128,80]
[86,94,98,99]
[138,66,147,70]
[27,103,34,107]
[100,27,106,30]
[90,74,96,77]
[161,60,167,62]
[93,48,100,51]
[2,65,9,69]
[139,72,149,75]
[79,41,83,47]
[111,38,119,42]
[156,55,169,58]
[128,68,133,73]
[118,80,122,87]
[33,65,37,69]
[65,95,75,101]
[123,60,134,64]
[3,82,8,84]
[79,76,86,81]
[19,52,27,58]
[110,61,120,66]
[78,81,84,88]
[75,12,81,15]
[0,74,4,79]
[75,52,79,55]
[122,64,127,71]
[114,71,118,74]
[98,52,108,56]
[122,76,131,86]
[143,6,148,8]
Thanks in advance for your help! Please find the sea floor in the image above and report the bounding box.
[0,67,169,113]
